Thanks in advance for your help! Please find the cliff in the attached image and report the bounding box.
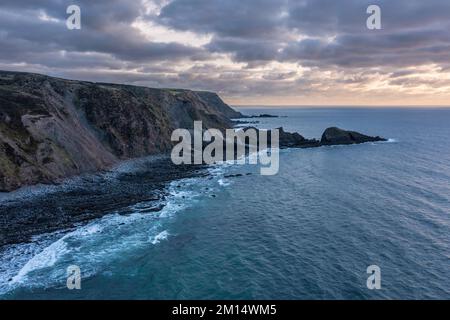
[0,71,242,191]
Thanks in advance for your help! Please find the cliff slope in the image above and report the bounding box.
[0,71,242,191]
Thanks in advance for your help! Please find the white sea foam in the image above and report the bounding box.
[371,138,398,145]
[11,239,68,284]
[6,220,109,287]
[150,230,169,244]
[218,179,230,186]
[0,161,230,296]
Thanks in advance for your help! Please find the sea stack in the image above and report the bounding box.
[320,127,387,145]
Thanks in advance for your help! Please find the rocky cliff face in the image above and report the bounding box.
[0,71,242,191]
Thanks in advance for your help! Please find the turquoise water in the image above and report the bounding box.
[1,107,450,299]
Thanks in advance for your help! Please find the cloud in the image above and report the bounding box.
[158,0,288,38]
[0,0,450,105]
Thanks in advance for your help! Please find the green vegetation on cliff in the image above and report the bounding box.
[0,71,242,191]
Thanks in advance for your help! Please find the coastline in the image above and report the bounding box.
[0,155,205,247]
[0,124,385,247]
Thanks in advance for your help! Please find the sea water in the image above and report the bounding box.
[1,107,449,299]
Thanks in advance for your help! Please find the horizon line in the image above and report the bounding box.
[233,104,450,108]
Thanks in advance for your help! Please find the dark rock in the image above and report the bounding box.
[277,127,320,148]
[224,174,243,178]
[258,126,386,149]
[227,126,384,150]
[321,127,387,145]
[245,114,279,118]
[0,156,204,246]
[232,120,259,126]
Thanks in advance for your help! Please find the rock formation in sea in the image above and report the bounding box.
[240,126,385,149]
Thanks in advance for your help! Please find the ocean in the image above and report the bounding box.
[1,107,449,299]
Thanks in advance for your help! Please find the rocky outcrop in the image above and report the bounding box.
[245,114,279,118]
[278,127,320,148]
[0,71,240,191]
[236,126,384,150]
[321,127,386,145]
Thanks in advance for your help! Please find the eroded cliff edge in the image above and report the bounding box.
[0,71,242,191]
[0,71,387,192]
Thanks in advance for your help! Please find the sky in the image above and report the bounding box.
[1,0,450,106]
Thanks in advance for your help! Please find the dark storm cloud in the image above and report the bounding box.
[157,0,450,68]
[281,28,450,68]
[0,1,205,64]
[0,0,142,28]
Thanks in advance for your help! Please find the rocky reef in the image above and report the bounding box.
[241,126,385,149]
[321,127,386,145]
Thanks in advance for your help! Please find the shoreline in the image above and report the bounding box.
[0,155,206,247]
[0,124,386,247]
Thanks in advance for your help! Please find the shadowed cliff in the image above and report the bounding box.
[0,71,242,191]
